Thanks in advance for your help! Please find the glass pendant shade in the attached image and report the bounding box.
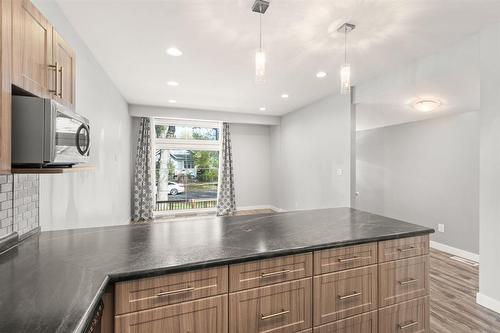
[255,48,266,83]
[340,63,351,95]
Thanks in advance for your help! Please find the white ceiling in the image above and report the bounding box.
[56,0,500,116]
[355,34,481,131]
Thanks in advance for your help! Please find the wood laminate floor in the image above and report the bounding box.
[430,249,500,332]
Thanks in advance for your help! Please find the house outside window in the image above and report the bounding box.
[152,119,221,214]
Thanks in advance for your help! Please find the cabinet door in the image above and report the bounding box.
[52,29,76,109]
[313,265,377,326]
[378,256,429,307]
[114,295,228,333]
[378,297,429,333]
[229,278,312,333]
[313,311,378,333]
[12,0,52,97]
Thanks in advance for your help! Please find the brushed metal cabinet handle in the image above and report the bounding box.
[338,256,361,263]
[338,291,362,300]
[398,321,418,330]
[398,246,416,252]
[156,286,195,297]
[58,66,63,98]
[260,269,291,278]
[48,62,58,94]
[260,309,290,320]
[399,278,418,286]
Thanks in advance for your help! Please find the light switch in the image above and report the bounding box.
[336,168,343,176]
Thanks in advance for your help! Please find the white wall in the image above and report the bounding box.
[231,124,272,209]
[33,0,132,231]
[356,112,479,254]
[477,22,500,313]
[271,94,351,211]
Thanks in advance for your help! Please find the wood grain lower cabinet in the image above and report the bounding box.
[114,295,228,333]
[115,266,228,315]
[313,265,378,325]
[229,253,312,292]
[378,235,429,263]
[378,256,429,307]
[314,243,377,275]
[112,236,431,333]
[229,278,312,333]
[378,297,429,333]
[313,311,377,333]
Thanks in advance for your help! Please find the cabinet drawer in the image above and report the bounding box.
[378,236,429,263]
[313,265,377,326]
[313,311,377,333]
[230,253,312,292]
[229,278,312,333]
[314,243,377,275]
[115,266,228,315]
[378,297,429,333]
[379,256,429,307]
[114,294,228,333]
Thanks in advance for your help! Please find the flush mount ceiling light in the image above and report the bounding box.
[252,0,270,84]
[412,99,442,112]
[259,107,267,111]
[168,99,177,104]
[281,93,289,99]
[166,47,183,57]
[316,71,327,78]
[166,81,179,86]
[338,23,355,95]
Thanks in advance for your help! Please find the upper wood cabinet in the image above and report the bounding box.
[52,29,75,109]
[12,0,76,109]
[12,0,52,97]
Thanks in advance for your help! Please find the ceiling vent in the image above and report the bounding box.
[252,0,270,14]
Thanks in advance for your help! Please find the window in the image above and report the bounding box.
[152,119,221,214]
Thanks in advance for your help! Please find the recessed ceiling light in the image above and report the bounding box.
[259,107,266,111]
[281,94,289,99]
[166,47,183,57]
[166,81,179,86]
[316,71,327,78]
[412,99,442,112]
[168,99,177,104]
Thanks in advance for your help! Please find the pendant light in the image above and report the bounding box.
[338,23,355,95]
[252,0,269,84]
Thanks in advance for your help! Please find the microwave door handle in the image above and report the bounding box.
[76,124,90,156]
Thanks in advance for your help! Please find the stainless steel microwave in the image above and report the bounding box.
[12,96,90,167]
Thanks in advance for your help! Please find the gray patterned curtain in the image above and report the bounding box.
[132,117,154,222]
[217,123,236,216]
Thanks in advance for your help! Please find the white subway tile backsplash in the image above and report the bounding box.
[0,174,39,238]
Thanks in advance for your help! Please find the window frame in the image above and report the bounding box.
[151,118,222,216]
[154,118,221,151]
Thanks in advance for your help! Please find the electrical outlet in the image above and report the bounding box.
[438,224,445,233]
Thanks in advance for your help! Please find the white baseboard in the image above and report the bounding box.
[237,205,287,213]
[237,205,274,211]
[477,293,500,314]
[269,205,287,213]
[430,240,479,262]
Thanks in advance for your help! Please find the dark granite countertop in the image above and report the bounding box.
[0,207,433,333]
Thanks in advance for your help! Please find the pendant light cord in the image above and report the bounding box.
[344,26,347,64]
[259,6,262,50]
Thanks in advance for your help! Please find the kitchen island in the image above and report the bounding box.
[0,207,433,333]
